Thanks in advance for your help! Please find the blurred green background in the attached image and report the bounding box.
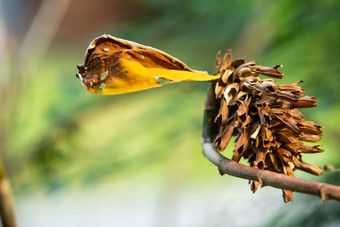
[1,0,340,226]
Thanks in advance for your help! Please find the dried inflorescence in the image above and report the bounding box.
[213,50,323,202]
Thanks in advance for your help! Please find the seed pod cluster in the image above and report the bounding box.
[213,50,323,202]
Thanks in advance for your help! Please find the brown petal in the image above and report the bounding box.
[249,122,261,139]
[237,67,259,78]
[233,61,257,80]
[257,106,271,126]
[297,121,322,135]
[254,65,283,79]
[299,145,324,153]
[275,81,305,96]
[281,142,302,154]
[223,83,239,105]
[268,153,283,172]
[275,115,301,134]
[296,161,323,175]
[237,97,252,124]
[215,99,229,125]
[282,189,293,203]
[298,134,321,142]
[215,80,226,98]
[230,58,246,69]
[289,109,304,120]
[232,154,242,162]
[269,108,287,115]
[251,181,259,193]
[234,129,250,156]
[221,68,233,84]
[261,127,276,148]
[255,150,266,169]
[291,155,301,168]
[252,81,276,94]
[219,50,232,72]
[213,50,221,75]
[292,96,317,108]
[277,148,292,158]
[217,123,235,151]
[237,91,249,103]
[275,90,299,101]
[284,164,295,177]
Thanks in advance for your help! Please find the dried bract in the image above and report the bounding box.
[213,50,323,202]
[76,35,219,95]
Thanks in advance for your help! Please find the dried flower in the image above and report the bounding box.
[213,50,323,202]
[76,35,219,95]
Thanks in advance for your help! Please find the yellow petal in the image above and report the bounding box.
[76,35,220,95]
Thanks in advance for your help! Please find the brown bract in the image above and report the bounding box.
[212,50,323,202]
[76,34,219,95]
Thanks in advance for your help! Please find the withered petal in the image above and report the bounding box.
[215,99,229,125]
[223,83,239,105]
[296,161,323,175]
[282,189,293,203]
[297,121,322,135]
[292,96,318,108]
[213,50,222,75]
[275,81,305,96]
[289,109,304,120]
[219,50,232,72]
[230,58,246,69]
[233,61,257,80]
[298,134,321,142]
[233,129,250,156]
[299,145,324,153]
[276,115,301,134]
[254,65,283,79]
[217,123,235,151]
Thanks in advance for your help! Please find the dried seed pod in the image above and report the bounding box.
[213,50,323,203]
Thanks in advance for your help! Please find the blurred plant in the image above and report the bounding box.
[0,157,16,227]
[76,35,340,203]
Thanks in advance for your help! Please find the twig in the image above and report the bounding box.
[202,82,340,202]
[0,156,16,227]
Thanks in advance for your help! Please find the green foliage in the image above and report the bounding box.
[5,1,340,223]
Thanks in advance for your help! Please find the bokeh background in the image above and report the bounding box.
[1,0,340,226]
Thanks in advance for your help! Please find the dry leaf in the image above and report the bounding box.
[76,35,219,95]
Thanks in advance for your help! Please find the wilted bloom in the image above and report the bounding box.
[213,50,323,202]
[76,35,219,95]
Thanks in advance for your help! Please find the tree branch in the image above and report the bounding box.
[0,156,16,227]
[202,82,340,202]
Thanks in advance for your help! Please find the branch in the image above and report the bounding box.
[202,82,340,202]
[0,156,16,227]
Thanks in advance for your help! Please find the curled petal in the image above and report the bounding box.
[77,35,219,95]
[282,189,293,203]
[223,83,239,105]
[219,49,232,72]
[275,81,305,96]
[213,50,222,75]
[298,134,321,142]
[297,121,322,135]
[254,65,284,79]
[296,161,323,175]
[299,145,324,153]
[292,96,318,108]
